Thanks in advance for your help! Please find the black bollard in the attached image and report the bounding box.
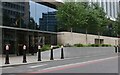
[50,45,54,60]
[5,45,10,64]
[38,45,41,61]
[115,46,118,53]
[61,45,64,59]
[118,46,120,53]
[23,45,27,63]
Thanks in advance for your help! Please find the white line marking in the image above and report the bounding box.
[2,67,14,69]
[85,56,91,57]
[38,56,118,71]
[30,64,47,68]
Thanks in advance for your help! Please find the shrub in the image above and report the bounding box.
[90,44,100,47]
[64,43,72,47]
[41,45,50,51]
[101,44,112,47]
[74,44,84,47]
[41,44,61,51]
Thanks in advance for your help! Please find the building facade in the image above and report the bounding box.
[39,11,57,32]
[88,0,120,20]
[1,2,58,55]
[1,2,30,55]
[2,2,29,27]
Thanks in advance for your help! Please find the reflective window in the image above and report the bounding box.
[30,1,57,32]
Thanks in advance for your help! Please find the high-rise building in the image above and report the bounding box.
[1,1,30,54]
[88,0,120,20]
[2,2,29,27]
[39,11,57,32]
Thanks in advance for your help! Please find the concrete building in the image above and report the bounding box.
[39,11,57,32]
[57,32,119,46]
[88,0,120,20]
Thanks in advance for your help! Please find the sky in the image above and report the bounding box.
[30,1,57,25]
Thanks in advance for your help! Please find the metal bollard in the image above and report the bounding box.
[5,45,10,64]
[115,46,118,53]
[50,45,54,60]
[23,45,27,63]
[61,45,64,59]
[38,45,41,61]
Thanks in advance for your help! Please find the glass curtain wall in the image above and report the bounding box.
[2,1,57,55]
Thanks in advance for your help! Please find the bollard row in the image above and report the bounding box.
[5,45,65,64]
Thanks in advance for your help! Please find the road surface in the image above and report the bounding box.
[1,47,119,74]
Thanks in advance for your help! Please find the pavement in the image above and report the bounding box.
[0,48,62,67]
[0,47,118,68]
[1,47,119,74]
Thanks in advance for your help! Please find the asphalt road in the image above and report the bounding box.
[2,47,119,74]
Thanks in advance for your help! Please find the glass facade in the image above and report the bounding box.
[1,1,58,55]
[2,2,29,27]
[39,11,57,32]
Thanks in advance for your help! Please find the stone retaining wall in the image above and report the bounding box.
[57,32,119,46]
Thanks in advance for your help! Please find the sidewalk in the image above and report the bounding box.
[0,47,115,67]
[0,48,61,67]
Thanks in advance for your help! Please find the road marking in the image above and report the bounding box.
[32,56,118,73]
[2,67,14,69]
[30,64,47,68]
[85,56,91,57]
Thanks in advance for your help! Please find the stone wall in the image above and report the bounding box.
[57,32,119,46]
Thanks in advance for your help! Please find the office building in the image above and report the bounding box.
[39,11,57,32]
[1,1,30,54]
[2,2,29,27]
[88,0,120,20]
[1,2,58,55]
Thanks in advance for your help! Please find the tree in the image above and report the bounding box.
[116,13,120,36]
[57,2,109,45]
[91,3,108,44]
[57,2,82,32]
[78,3,98,44]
